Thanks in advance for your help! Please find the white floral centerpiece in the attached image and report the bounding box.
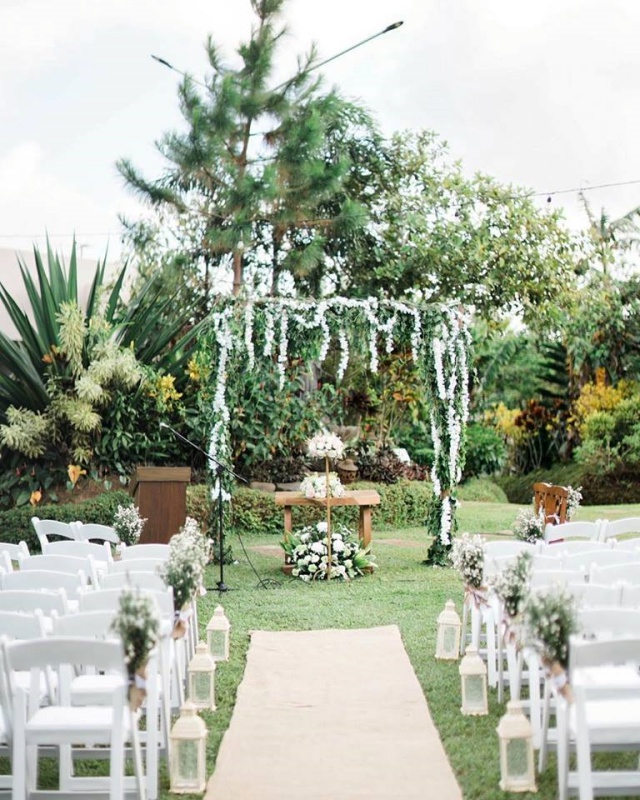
[490,551,532,644]
[566,485,583,520]
[522,585,579,698]
[110,585,160,709]
[450,533,485,595]
[512,508,546,544]
[307,431,345,460]
[300,472,345,500]
[281,521,375,582]
[304,430,346,579]
[113,504,147,546]
[159,517,212,633]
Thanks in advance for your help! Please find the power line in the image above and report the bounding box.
[529,178,640,201]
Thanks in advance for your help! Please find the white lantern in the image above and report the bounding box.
[435,599,462,660]
[169,701,208,794]
[459,644,488,715]
[496,700,537,792]
[206,605,230,661]
[188,641,217,711]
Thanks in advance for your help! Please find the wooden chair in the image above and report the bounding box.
[534,482,568,525]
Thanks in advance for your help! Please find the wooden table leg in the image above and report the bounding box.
[358,506,372,548]
[283,506,292,535]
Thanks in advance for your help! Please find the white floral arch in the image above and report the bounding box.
[198,297,471,563]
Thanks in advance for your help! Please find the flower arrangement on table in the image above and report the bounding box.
[111,585,161,709]
[450,533,486,606]
[512,508,546,544]
[159,517,212,635]
[489,550,532,643]
[299,472,345,500]
[113,503,147,547]
[522,585,578,699]
[281,521,376,582]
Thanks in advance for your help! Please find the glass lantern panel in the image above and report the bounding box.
[193,672,212,702]
[178,740,199,781]
[209,630,226,658]
[443,626,456,653]
[465,675,485,708]
[506,738,529,778]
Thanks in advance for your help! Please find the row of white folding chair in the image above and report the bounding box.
[598,517,640,543]
[539,607,640,786]
[0,592,172,799]
[557,631,640,800]
[0,634,147,800]
[31,516,120,549]
[544,520,603,543]
[0,569,88,606]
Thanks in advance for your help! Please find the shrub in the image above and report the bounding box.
[0,489,131,551]
[457,478,508,503]
[223,479,435,537]
[463,423,507,477]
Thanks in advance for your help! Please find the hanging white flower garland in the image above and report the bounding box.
[204,297,470,546]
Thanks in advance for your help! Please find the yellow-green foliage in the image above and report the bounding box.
[572,368,634,432]
[0,407,49,458]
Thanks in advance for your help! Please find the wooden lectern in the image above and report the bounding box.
[130,466,191,544]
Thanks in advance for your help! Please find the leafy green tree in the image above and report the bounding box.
[118,0,371,302]
[580,192,640,275]
[333,130,582,322]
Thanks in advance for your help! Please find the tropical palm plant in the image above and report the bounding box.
[580,192,640,275]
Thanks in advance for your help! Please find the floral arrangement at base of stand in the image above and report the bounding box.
[110,586,161,710]
[113,504,147,547]
[522,585,579,699]
[512,508,546,544]
[450,533,486,604]
[566,485,583,520]
[299,472,345,500]
[490,551,532,643]
[281,521,376,582]
[159,517,212,635]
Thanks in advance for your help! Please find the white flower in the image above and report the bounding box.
[307,431,345,460]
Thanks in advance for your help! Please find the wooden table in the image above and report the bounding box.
[275,489,381,548]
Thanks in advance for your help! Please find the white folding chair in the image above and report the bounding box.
[2,636,146,800]
[530,569,585,589]
[619,584,640,608]
[75,522,120,545]
[0,541,30,565]
[567,581,622,608]
[599,517,640,543]
[107,558,165,575]
[50,610,166,800]
[562,635,640,800]
[590,563,640,586]
[545,521,603,544]
[30,516,80,550]
[0,589,70,631]
[100,571,167,593]
[42,539,112,563]
[17,552,91,577]
[0,569,87,604]
[612,537,640,552]
[119,544,171,561]
[554,540,609,555]
[563,549,638,580]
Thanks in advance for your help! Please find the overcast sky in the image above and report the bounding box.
[2,0,640,266]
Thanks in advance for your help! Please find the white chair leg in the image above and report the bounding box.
[556,696,570,800]
[538,680,552,772]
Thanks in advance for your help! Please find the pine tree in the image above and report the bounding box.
[118,0,372,300]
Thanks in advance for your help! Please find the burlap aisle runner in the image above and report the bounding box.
[205,625,462,800]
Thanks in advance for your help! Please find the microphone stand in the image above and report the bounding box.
[159,422,246,593]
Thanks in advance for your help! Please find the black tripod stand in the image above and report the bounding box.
[159,422,246,593]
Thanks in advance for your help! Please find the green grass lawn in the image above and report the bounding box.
[10,498,637,798]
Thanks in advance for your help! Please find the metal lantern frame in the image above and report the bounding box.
[459,644,488,716]
[169,701,208,794]
[188,641,217,711]
[435,599,462,660]
[206,604,230,661]
[496,700,537,793]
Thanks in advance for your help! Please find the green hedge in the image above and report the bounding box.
[0,490,131,552]
[188,479,437,537]
[495,463,640,506]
